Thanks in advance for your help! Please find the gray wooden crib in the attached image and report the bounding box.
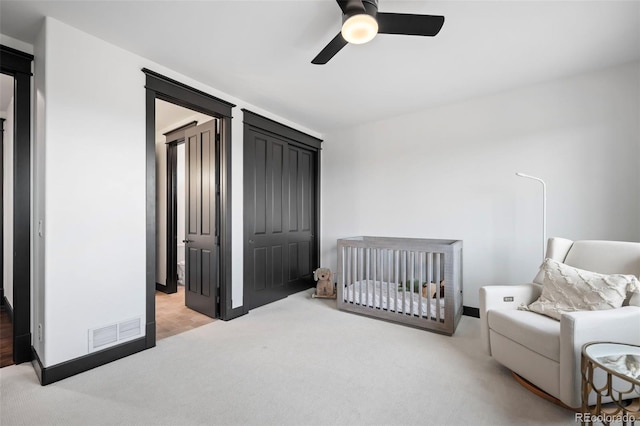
[337,236,463,335]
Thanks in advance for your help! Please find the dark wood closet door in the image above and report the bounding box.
[244,129,316,311]
[184,120,219,318]
[285,145,315,287]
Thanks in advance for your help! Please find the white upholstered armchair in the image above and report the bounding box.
[479,238,640,409]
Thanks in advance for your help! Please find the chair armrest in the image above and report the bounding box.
[479,284,542,355]
[559,306,640,408]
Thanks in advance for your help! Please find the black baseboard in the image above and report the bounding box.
[14,332,33,364]
[32,337,149,386]
[463,306,480,318]
[2,296,13,321]
[155,282,173,293]
[145,321,156,349]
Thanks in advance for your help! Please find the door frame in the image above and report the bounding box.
[1,45,34,364]
[0,117,4,307]
[159,120,197,295]
[143,69,242,349]
[164,140,179,295]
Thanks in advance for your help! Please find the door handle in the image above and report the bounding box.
[182,239,192,243]
[248,239,255,244]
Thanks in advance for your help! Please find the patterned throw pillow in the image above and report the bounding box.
[521,258,640,321]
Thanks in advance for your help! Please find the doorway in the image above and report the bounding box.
[144,69,239,349]
[0,46,33,365]
[154,99,219,339]
[1,73,14,367]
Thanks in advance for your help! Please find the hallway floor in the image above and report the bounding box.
[0,304,14,368]
[155,285,215,340]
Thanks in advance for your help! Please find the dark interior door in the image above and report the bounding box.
[244,128,316,311]
[184,119,219,318]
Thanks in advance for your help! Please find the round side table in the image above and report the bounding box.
[581,342,640,426]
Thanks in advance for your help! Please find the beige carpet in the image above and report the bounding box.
[1,289,576,425]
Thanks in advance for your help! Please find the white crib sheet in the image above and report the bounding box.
[345,280,445,319]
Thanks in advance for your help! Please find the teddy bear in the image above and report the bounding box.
[422,280,445,298]
[402,279,445,298]
[313,267,335,298]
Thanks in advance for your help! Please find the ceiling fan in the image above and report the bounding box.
[312,0,445,65]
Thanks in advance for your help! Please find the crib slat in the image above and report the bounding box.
[427,251,433,319]
[372,248,377,308]
[344,246,348,303]
[401,251,406,315]
[362,248,367,307]
[350,246,355,304]
[409,251,416,316]
[372,248,376,308]
[358,248,365,305]
[394,250,399,314]
[367,248,372,307]
[418,252,423,318]
[357,247,361,305]
[351,247,356,304]
[435,253,441,322]
[387,249,391,312]
[377,249,384,309]
[356,247,359,304]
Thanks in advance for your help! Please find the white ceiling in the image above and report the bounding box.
[1,0,639,133]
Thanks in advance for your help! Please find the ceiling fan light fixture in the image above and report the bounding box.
[341,13,378,44]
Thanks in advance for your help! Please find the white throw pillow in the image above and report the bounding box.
[521,258,640,321]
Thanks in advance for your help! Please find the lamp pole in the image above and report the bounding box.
[516,173,546,261]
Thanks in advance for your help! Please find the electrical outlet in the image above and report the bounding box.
[503,296,514,302]
[38,323,43,341]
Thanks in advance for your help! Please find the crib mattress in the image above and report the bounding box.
[345,280,445,319]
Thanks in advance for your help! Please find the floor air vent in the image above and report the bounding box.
[89,317,142,353]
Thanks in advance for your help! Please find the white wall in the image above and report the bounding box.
[30,17,320,367]
[33,23,46,358]
[155,134,166,285]
[321,62,640,309]
[3,94,14,308]
[176,143,185,265]
[37,19,146,366]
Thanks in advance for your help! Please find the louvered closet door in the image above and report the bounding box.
[244,129,316,311]
[184,119,219,318]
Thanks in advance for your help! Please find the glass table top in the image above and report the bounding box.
[584,343,640,384]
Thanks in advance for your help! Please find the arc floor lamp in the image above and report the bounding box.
[516,172,547,261]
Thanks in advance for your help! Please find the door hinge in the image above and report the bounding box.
[216,184,220,194]
[215,235,219,245]
[216,296,220,303]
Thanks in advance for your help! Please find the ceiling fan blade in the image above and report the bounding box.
[337,0,366,14]
[311,33,348,65]
[377,13,445,36]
